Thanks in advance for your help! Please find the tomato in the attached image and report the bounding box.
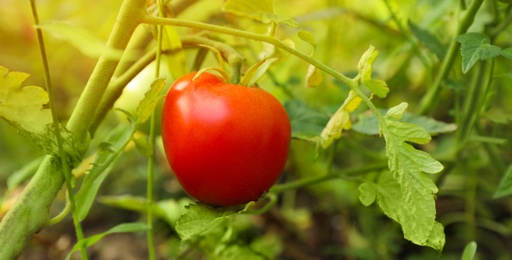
[161,72,291,206]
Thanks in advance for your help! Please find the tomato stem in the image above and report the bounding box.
[270,162,388,194]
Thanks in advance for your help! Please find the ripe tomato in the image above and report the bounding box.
[161,72,291,206]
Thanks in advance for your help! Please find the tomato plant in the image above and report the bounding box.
[161,72,291,206]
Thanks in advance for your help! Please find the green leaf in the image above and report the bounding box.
[0,66,80,161]
[175,203,242,241]
[320,90,362,149]
[376,171,444,251]
[461,241,477,260]
[284,100,329,143]
[385,102,408,120]
[298,30,317,48]
[305,65,322,88]
[357,46,389,98]
[133,134,152,157]
[75,124,133,221]
[240,57,278,87]
[456,33,501,74]
[494,165,512,199]
[65,222,148,260]
[376,102,444,250]
[38,21,135,60]
[352,109,457,136]
[358,183,376,206]
[136,78,165,123]
[501,47,512,61]
[99,195,193,226]
[409,21,446,59]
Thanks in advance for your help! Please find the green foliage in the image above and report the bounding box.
[65,222,148,260]
[359,102,445,251]
[74,124,133,221]
[457,33,502,73]
[494,165,512,199]
[461,241,477,260]
[240,57,278,86]
[353,109,457,135]
[135,78,165,124]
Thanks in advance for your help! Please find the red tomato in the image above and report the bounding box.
[161,72,291,206]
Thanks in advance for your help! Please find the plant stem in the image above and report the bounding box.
[28,0,88,258]
[270,163,387,194]
[145,2,164,259]
[416,0,484,115]
[66,0,146,139]
[0,1,147,258]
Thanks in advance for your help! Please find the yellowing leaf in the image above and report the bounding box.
[305,65,322,88]
[223,0,298,27]
[320,90,362,148]
[357,46,389,98]
[0,66,80,161]
[0,67,51,134]
[162,26,187,79]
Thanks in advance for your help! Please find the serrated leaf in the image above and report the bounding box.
[75,124,133,221]
[136,78,165,123]
[39,21,133,60]
[358,183,376,206]
[456,33,501,73]
[320,90,362,149]
[387,121,432,145]
[240,57,278,87]
[305,65,322,88]
[175,204,241,241]
[376,171,444,251]
[284,100,329,143]
[357,46,389,98]
[409,21,446,59]
[501,48,512,61]
[353,109,457,136]
[65,222,148,260]
[376,102,445,250]
[162,26,187,79]
[461,241,477,260]
[494,165,512,199]
[0,66,80,161]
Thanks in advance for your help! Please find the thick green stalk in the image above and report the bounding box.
[0,0,146,258]
[416,0,485,115]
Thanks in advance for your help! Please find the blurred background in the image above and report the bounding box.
[1,0,512,259]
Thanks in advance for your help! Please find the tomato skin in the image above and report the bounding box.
[161,72,291,206]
